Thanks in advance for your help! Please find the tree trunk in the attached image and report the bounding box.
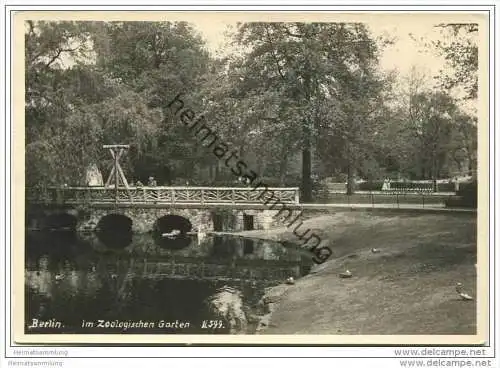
[301,113,313,202]
[467,153,473,177]
[301,147,312,203]
[453,154,462,174]
[432,154,438,192]
[346,161,356,195]
[278,156,288,186]
[299,60,315,204]
[345,141,356,195]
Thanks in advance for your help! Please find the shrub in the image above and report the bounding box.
[437,183,456,192]
[445,181,477,208]
[254,177,286,187]
[358,181,384,191]
[457,181,477,207]
[312,180,330,201]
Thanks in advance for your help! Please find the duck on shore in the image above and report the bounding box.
[339,270,352,278]
[455,282,474,301]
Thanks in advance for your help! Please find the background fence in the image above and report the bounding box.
[312,191,454,208]
[357,181,457,193]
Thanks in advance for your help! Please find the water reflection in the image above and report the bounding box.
[153,232,191,250]
[96,230,133,249]
[152,215,193,250]
[25,230,312,334]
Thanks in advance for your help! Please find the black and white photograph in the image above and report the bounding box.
[13,10,488,345]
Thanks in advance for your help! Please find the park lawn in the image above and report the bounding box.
[245,212,477,335]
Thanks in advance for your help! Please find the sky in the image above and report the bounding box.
[193,19,448,78]
[54,15,478,112]
[192,17,478,112]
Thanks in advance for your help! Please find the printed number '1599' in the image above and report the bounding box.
[201,320,224,329]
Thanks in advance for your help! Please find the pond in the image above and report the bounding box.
[25,229,312,334]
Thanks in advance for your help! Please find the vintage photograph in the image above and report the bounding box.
[18,11,484,343]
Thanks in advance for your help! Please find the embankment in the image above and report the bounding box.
[234,211,477,335]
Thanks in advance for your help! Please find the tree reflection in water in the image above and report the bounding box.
[25,231,312,334]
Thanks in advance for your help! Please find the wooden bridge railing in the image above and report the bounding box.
[27,186,301,205]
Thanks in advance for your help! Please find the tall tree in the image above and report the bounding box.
[25,21,213,187]
[25,21,97,186]
[407,91,459,181]
[96,21,213,183]
[223,22,381,201]
[434,24,478,100]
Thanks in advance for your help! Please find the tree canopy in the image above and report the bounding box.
[25,20,478,196]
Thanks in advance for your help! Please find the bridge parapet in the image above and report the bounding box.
[27,186,300,205]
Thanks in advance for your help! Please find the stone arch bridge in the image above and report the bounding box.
[26,186,300,234]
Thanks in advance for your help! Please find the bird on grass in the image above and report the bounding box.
[371,248,381,254]
[455,282,474,301]
[285,277,295,285]
[339,270,352,278]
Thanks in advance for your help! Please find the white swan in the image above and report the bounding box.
[161,229,181,238]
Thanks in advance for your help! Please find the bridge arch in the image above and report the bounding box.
[96,213,133,248]
[154,214,192,234]
[27,204,286,236]
[42,213,78,232]
[153,215,193,249]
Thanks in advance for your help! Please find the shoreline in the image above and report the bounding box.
[225,211,477,335]
[211,222,326,334]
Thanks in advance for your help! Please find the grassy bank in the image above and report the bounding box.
[240,212,477,335]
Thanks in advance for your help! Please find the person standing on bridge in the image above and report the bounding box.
[148,176,157,186]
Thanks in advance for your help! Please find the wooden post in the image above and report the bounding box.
[114,148,118,209]
[103,144,130,210]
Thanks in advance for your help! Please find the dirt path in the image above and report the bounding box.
[237,212,477,335]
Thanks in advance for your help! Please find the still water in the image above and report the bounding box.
[25,230,312,334]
